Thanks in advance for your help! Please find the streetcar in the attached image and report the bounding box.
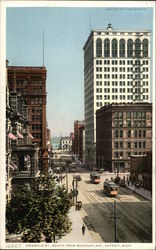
[90,172,101,184]
[103,180,118,196]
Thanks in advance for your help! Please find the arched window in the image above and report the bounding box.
[143,39,148,57]
[96,38,102,57]
[104,39,110,57]
[127,39,133,58]
[135,38,141,57]
[112,39,117,58]
[119,39,125,57]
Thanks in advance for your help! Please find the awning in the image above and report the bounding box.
[28,132,34,139]
[17,131,24,139]
[9,161,17,171]
[8,132,17,140]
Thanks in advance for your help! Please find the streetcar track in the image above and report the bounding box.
[77,171,152,241]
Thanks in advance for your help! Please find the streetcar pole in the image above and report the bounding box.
[72,174,75,204]
[76,178,78,206]
[114,200,117,242]
[66,165,68,193]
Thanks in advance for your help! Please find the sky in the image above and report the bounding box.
[6,6,153,137]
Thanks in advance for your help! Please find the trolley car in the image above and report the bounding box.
[103,180,118,196]
[90,172,101,184]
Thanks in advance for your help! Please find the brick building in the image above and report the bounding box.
[7,66,47,171]
[130,151,152,190]
[96,103,152,172]
[73,120,85,161]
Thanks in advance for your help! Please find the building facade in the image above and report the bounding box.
[60,137,72,151]
[6,86,39,199]
[83,23,151,164]
[7,66,47,171]
[96,103,152,172]
[130,151,152,191]
[73,120,85,161]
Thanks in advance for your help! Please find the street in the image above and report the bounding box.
[65,166,152,243]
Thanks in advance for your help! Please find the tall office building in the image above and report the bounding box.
[7,66,47,170]
[83,23,151,165]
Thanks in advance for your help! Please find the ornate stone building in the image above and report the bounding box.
[7,66,47,173]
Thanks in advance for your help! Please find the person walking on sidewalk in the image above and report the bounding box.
[82,224,86,235]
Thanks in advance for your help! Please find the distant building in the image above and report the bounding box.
[73,120,85,161]
[60,137,72,151]
[7,66,47,172]
[83,23,151,165]
[96,103,152,172]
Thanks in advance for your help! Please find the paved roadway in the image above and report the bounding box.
[65,166,152,243]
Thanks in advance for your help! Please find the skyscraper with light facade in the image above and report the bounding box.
[83,23,151,165]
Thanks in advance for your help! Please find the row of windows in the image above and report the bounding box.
[114,151,146,159]
[31,97,42,104]
[96,85,149,93]
[96,94,149,103]
[114,130,146,138]
[114,111,146,119]
[32,115,42,122]
[96,81,148,86]
[32,133,42,139]
[96,38,149,58]
[114,141,146,149]
[97,67,149,72]
[96,74,149,79]
[96,88,148,93]
[32,107,42,113]
[32,124,42,130]
[96,59,149,65]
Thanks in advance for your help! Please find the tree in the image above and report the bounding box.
[6,175,72,242]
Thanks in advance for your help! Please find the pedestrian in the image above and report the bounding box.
[82,224,86,235]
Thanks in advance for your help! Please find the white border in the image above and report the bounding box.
[0,1,155,250]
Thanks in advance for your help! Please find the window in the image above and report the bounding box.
[127,39,133,57]
[135,38,141,57]
[96,38,102,57]
[128,131,131,138]
[119,112,123,119]
[114,142,118,149]
[127,142,131,149]
[115,131,118,138]
[127,121,131,127]
[120,39,125,57]
[112,39,118,57]
[120,131,123,138]
[135,142,137,148]
[143,141,146,148]
[143,130,146,137]
[104,39,110,57]
[139,142,142,148]
[139,130,142,138]
[143,39,148,57]
[135,130,137,138]
[120,142,123,149]
[126,112,131,119]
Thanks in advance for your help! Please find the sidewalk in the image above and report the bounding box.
[57,206,94,243]
[126,182,152,201]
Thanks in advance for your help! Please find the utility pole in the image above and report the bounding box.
[110,200,120,242]
[75,178,78,208]
[114,200,117,242]
[72,175,75,204]
[66,165,68,193]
